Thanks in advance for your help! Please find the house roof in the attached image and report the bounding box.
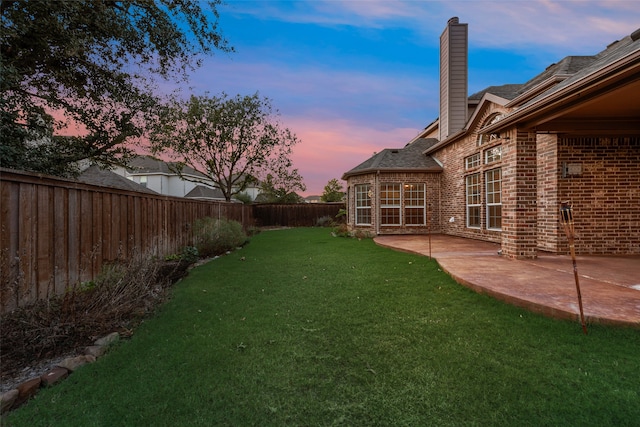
[469,84,524,101]
[521,35,639,108]
[482,31,640,134]
[77,165,159,194]
[342,138,442,179]
[125,155,207,179]
[184,185,226,200]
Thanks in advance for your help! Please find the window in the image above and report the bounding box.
[465,153,481,169]
[139,176,148,187]
[466,174,481,228]
[486,169,502,230]
[355,184,372,225]
[380,183,401,225]
[404,183,425,226]
[485,145,502,164]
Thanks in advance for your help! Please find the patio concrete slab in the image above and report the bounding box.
[374,234,640,328]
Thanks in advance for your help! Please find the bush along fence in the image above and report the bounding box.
[0,169,254,313]
[0,170,345,313]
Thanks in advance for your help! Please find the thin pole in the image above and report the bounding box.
[560,202,587,335]
[568,241,588,335]
[428,202,432,259]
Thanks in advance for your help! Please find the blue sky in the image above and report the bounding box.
[181,0,639,196]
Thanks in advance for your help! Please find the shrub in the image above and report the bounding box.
[315,215,334,227]
[331,223,374,239]
[193,217,249,257]
[0,251,172,380]
[164,246,199,264]
[180,246,200,264]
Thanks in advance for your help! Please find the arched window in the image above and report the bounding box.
[476,113,504,146]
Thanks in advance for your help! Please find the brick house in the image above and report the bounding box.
[343,18,640,258]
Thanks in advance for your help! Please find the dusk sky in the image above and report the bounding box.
[175,0,639,196]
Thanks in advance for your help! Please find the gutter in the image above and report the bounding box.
[342,165,443,181]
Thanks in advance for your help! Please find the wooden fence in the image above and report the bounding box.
[253,203,344,227]
[0,169,253,313]
[0,170,346,313]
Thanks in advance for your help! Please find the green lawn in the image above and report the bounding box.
[6,228,640,426]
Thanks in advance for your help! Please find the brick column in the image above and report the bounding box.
[536,134,560,252]
[501,130,538,259]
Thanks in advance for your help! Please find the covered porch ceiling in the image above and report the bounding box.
[522,71,640,136]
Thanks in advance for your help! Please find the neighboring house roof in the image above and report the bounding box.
[77,165,158,194]
[342,138,442,179]
[184,185,226,200]
[125,155,208,180]
[305,195,322,203]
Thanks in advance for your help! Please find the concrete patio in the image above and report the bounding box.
[374,234,640,328]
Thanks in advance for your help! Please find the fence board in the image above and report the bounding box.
[18,184,36,306]
[36,186,53,299]
[54,187,68,295]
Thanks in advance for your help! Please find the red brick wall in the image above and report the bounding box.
[557,136,640,254]
[432,105,509,244]
[346,172,441,235]
[501,130,538,258]
[536,134,561,252]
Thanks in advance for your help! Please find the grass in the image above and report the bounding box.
[5,228,640,426]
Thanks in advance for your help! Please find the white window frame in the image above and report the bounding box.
[380,183,401,226]
[486,168,502,231]
[355,184,372,226]
[465,153,481,170]
[485,145,502,164]
[403,183,426,226]
[466,174,481,228]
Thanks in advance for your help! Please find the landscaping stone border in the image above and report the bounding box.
[0,332,120,414]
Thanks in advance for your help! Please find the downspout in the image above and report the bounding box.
[375,170,380,235]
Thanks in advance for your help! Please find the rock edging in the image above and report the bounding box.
[0,332,120,414]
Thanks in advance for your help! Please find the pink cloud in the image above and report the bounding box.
[286,116,419,196]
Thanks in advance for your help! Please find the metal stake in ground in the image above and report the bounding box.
[559,201,588,335]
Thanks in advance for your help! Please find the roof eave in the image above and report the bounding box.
[422,128,466,155]
[482,49,640,134]
[505,74,572,108]
[342,166,443,180]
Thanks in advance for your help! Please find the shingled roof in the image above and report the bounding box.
[77,165,159,194]
[521,33,639,108]
[469,83,524,101]
[342,138,442,179]
[184,185,226,200]
[125,155,207,178]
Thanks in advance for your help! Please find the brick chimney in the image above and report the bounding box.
[439,17,468,141]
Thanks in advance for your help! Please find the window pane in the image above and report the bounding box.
[355,184,372,225]
[381,208,400,225]
[488,206,502,229]
[403,183,425,226]
[465,153,481,169]
[486,169,502,230]
[485,145,502,164]
[466,173,481,228]
[380,183,401,205]
[468,206,481,228]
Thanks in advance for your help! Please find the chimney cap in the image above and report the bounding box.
[448,17,459,25]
